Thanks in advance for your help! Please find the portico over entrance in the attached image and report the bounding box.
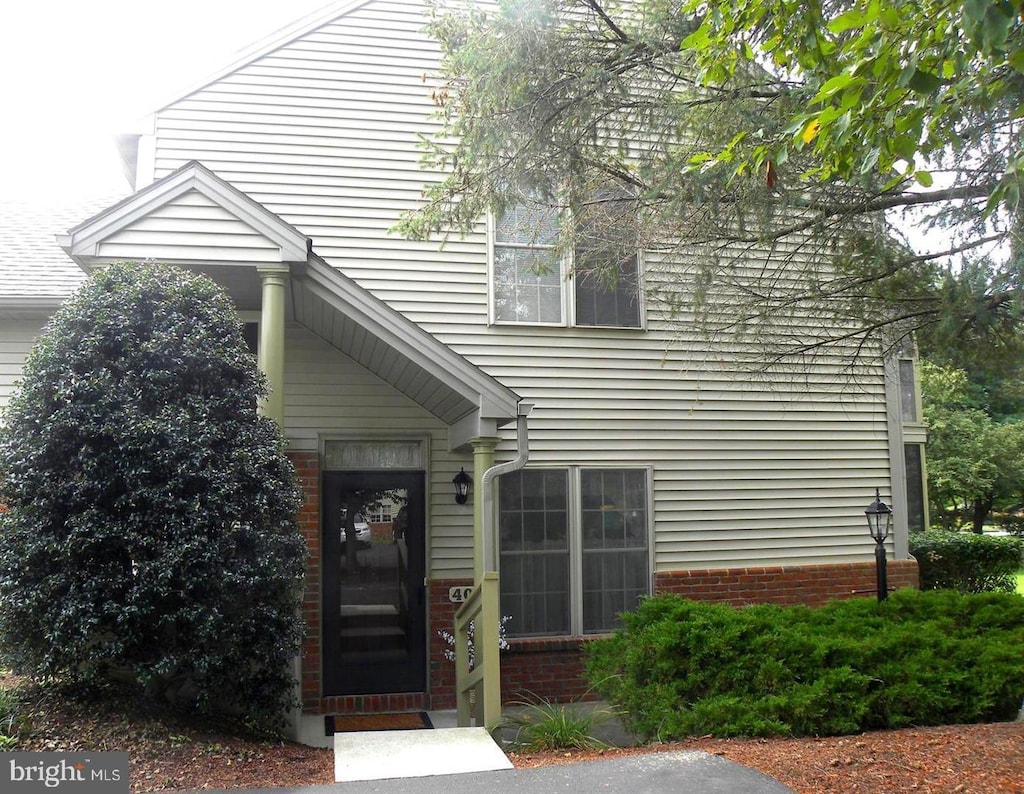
[58,160,523,743]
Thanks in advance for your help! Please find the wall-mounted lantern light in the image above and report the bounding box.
[864,488,893,602]
[453,467,472,505]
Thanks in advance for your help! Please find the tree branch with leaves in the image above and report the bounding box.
[398,0,1023,369]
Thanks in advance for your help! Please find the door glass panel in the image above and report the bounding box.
[337,489,410,667]
[324,440,423,470]
[322,471,425,696]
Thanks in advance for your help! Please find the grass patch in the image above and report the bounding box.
[0,684,21,748]
[501,694,617,752]
[1016,568,1024,595]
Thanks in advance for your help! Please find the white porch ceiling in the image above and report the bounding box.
[292,255,519,430]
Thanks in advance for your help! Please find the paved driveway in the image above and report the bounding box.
[181,750,794,794]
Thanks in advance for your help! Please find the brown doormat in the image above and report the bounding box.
[326,712,433,735]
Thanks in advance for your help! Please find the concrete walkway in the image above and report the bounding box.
[179,705,794,793]
[334,726,513,781]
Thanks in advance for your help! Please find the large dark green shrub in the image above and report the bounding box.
[910,530,1023,593]
[0,263,305,730]
[586,590,1024,740]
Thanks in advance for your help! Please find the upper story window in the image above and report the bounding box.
[493,202,562,324]
[899,358,919,423]
[490,188,642,328]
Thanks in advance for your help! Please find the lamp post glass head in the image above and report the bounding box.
[452,467,472,504]
[865,488,893,543]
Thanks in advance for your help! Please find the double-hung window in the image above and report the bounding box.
[898,354,928,532]
[492,201,563,324]
[498,467,650,637]
[573,187,641,328]
[490,188,642,328]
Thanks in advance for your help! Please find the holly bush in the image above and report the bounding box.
[0,263,305,730]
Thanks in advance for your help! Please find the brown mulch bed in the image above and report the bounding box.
[511,723,1024,793]
[3,674,1022,792]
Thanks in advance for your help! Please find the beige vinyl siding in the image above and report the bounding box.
[149,0,469,316]
[282,324,474,576]
[151,0,896,575]
[95,190,285,263]
[0,319,44,414]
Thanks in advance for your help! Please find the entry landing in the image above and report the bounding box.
[333,726,513,782]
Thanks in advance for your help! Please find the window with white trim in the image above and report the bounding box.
[898,354,928,531]
[493,201,563,324]
[367,501,394,523]
[498,467,650,637]
[491,189,642,328]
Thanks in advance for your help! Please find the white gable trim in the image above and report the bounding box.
[58,161,310,268]
[54,162,519,439]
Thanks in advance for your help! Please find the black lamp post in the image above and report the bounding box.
[864,488,893,602]
[452,467,472,505]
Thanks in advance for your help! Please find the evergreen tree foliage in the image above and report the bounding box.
[0,263,305,729]
[400,0,1024,369]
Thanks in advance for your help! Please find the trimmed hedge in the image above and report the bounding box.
[910,531,1023,593]
[586,590,1024,740]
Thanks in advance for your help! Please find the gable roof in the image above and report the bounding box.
[59,160,310,267]
[150,1,376,117]
[54,160,519,435]
[117,2,378,185]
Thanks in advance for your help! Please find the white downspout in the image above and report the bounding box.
[481,402,534,572]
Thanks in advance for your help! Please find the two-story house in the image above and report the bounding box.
[0,0,923,745]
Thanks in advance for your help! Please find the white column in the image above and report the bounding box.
[257,265,289,427]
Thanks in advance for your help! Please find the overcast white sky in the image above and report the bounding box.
[0,1,973,265]
[0,0,333,198]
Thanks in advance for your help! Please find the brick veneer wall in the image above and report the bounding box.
[296,463,920,713]
[654,559,920,607]
[289,451,323,712]
[499,636,593,704]
[428,579,461,709]
[429,578,593,708]
[429,560,920,708]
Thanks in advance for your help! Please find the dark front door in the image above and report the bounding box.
[322,471,426,696]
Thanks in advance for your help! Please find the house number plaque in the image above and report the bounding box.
[448,586,474,604]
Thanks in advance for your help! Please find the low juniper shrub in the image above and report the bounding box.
[585,589,1024,740]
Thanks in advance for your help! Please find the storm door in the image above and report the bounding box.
[322,471,426,696]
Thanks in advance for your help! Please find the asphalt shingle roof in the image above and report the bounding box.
[0,190,128,299]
